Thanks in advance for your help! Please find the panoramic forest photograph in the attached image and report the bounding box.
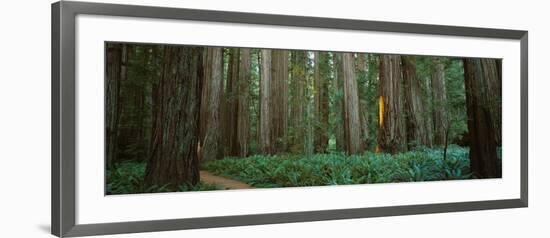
[105,42,502,195]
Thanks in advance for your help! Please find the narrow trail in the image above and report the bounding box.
[199,171,254,190]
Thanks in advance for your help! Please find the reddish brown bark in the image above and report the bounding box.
[259,49,272,154]
[463,58,501,178]
[378,55,407,153]
[270,50,289,153]
[314,52,329,153]
[402,56,432,148]
[202,47,225,161]
[342,53,363,154]
[291,51,307,152]
[145,46,203,187]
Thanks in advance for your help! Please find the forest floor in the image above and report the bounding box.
[199,170,254,190]
[106,145,502,195]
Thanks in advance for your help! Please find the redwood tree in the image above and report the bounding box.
[145,46,203,187]
[314,52,329,153]
[378,55,407,153]
[463,58,501,178]
[431,57,448,145]
[106,43,128,168]
[223,49,240,155]
[270,50,289,153]
[342,53,363,154]
[332,53,345,151]
[259,49,272,154]
[202,47,224,161]
[291,51,307,152]
[402,56,432,148]
[236,48,251,157]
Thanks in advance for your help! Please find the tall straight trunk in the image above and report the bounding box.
[402,56,432,148]
[341,53,363,154]
[291,51,307,152]
[202,47,224,161]
[481,59,502,146]
[223,49,240,156]
[314,52,329,153]
[200,48,212,146]
[149,46,162,156]
[147,46,159,158]
[463,58,501,178]
[431,57,448,145]
[137,46,150,160]
[332,53,345,151]
[236,49,251,157]
[145,46,203,187]
[378,55,407,153]
[106,43,124,167]
[314,52,321,151]
[320,53,330,153]
[356,53,369,149]
[259,49,272,154]
[270,50,289,153]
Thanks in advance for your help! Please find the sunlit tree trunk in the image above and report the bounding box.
[378,55,407,153]
[431,57,448,145]
[341,53,363,154]
[402,56,432,148]
[270,50,289,153]
[259,49,272,154]
[145,46,203,187]
[463,58,500,178]
[202,47,224,161]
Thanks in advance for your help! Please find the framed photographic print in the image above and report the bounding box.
[52,1,528,237]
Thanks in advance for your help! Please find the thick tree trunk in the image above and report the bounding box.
[291,51,307,152]
[332,53,345,151]
[106,43,123,168]
[431,57,448,145]
[342,53,363,154]
[202,47,224,161]
[259,49,272,154]
[236,48,251,157]
[481,59,502,146]
[378,55,407,153]
[270,50,289,153]
[402,56,432,148]
[463,58,501,178]
[145,46,203,188]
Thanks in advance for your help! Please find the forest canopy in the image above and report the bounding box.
[105,43,502,195]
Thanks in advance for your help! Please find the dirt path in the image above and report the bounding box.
[200,171,254,190]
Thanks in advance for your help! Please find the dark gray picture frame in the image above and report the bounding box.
[52,1,528,237]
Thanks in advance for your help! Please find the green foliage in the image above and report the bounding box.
[202,145,477,188]
[106,162,224,195]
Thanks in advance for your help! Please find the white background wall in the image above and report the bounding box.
[0,0,546,237]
